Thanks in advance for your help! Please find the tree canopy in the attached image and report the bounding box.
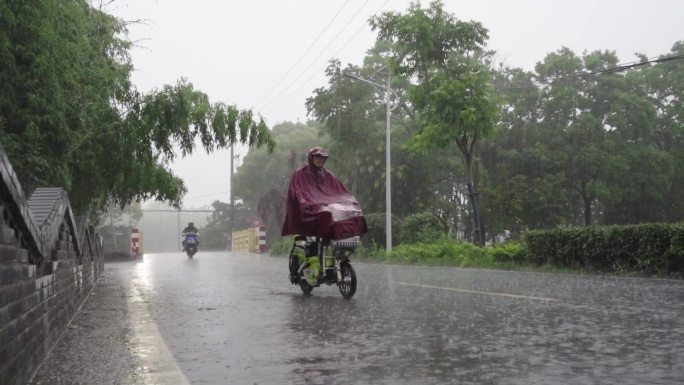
[234,1,684,247]
[370,1,499,244]
[0,0,274,218]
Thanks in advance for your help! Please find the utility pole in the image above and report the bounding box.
[229,144,235,251]
[177,206,181,251]
[344,69,397,252]
[384,69,392,252]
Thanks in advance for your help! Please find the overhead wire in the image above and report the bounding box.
[533,53,684,84]
[257,3,684,118]
[183,191,230,200]
[251,0,352,110]
[258,0,376,114]
[261,0,393,117]
[490,53,684,90]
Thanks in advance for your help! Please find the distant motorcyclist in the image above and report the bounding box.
[182,222,200,250]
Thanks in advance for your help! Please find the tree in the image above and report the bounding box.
[370,1,498,244]
[306,59,385,204]
[199,200,254,250]
[306,50,451,228]
[641,41,684,223]
[232,121,321,244]
[0,0,275,219]
[482,44,684,233]
[96,203,143,253]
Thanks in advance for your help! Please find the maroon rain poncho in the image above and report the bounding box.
[281,155,367,240]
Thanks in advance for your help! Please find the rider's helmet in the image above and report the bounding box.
[188,222,194,228]
[307,147,329,168]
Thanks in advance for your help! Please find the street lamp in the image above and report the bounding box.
[345,69,398,252]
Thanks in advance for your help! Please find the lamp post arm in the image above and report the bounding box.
[343,73,400,111]
[343,72,385,90]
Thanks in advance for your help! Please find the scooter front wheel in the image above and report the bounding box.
[299,280,314,295]
[338,262,356,299]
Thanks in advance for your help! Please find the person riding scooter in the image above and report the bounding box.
[281,146,367,240]
[181,222,200,251]
[281,147,367,294]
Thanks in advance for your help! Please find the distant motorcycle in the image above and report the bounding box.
[183,233,199,258]
[288,235,359,299]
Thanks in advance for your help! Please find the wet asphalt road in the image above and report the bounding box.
[31,251,684,385]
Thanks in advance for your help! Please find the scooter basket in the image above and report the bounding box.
[331,236,360,256]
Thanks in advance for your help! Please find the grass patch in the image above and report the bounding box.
[356,239,530,269]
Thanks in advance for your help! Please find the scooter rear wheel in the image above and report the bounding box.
[338,262,356,299]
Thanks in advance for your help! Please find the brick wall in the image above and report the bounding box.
[0,149,104,385]
[0,212,103,385]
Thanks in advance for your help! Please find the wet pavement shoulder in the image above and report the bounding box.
[29,263,146,385]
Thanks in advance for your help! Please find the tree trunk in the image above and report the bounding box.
[463,139,485,246]
[581,180,591,226]
[583,196,592,226]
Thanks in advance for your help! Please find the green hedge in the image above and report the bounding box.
[525,223,684,275]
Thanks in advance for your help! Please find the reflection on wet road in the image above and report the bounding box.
[116,252,684,384]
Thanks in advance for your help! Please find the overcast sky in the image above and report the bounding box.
[109,0,683,209]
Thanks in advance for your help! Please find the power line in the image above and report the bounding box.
[183,190,230,200]
[533,53,684,84]
[261,19,374,116]
[141,209,216,213]
[252,0,352,109]
[258,0,376,113]
[262,0,392,116]
[491,53,684,90]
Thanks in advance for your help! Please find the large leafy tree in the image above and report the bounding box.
[533,48,615,226]
[232,121,322,244]
[0,0,274,218]
[480,67,569,237]
[370,0,498,244]
[305,59,384,203]
[639,42,684,223]
[198,200,254,250]
[306,49,448,225]
[483,44,683,234]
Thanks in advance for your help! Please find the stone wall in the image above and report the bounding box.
[0,147,103,385]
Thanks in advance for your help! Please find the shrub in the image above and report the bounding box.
[355,240,386,260]
[400,212,444,244]
[362,212,401,248]
[486,241,527,263]
[387,239,492,267]
[269,236,293,257]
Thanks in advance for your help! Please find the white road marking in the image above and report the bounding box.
[397,282,559,302]
[129,284,191,385]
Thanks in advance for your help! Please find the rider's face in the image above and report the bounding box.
[312,155,326,168]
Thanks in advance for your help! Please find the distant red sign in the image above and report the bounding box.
[252,218,261,228]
